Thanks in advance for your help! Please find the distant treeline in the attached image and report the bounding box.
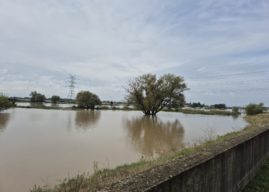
[9,96,75,104]
[186,102,227,109]
[10,97,125,106]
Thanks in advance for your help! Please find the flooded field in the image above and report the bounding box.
[0,108,247,192]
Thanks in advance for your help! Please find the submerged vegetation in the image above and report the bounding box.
[31,112,269,192]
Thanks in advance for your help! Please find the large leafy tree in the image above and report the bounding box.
[76,91,101,109]
[51,95,60,104]
[30,91,45,103]
[126,73,187,116]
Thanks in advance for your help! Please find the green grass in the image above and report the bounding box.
[243,159,269,192]
[0,95,14,110]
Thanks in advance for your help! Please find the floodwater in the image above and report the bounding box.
[16,102,76,108]
[0,108,248,192]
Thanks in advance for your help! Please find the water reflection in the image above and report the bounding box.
[124,116,185,157]
[0,113,10,132]
[75,110,101,129]
[30,103,45,107]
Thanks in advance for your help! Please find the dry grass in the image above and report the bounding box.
[244,112,269,129]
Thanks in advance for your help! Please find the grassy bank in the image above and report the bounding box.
[31,112,269,192]
[242,112,269,192]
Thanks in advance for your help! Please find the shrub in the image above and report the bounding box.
[232,107,240,115]
[0,95,12,110]
[245,103,264,115]
[76,91,101,109]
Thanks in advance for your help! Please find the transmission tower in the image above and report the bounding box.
[67,75,76,100]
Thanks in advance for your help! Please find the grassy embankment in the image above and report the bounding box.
[31,112,269,192]
[243,112,269,192]
[243,160,269,192]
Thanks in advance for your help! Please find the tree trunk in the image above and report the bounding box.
[143,110,157,116]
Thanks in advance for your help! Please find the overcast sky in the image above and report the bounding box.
[0,0,268,106]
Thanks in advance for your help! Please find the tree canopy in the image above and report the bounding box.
[30,91,45,103]
[51,95,60,104]
[126,73,187,116]
[76,91,101,109]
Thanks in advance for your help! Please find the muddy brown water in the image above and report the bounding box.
[0,108,247,192]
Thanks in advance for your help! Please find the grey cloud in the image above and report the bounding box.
[0,0,268,105]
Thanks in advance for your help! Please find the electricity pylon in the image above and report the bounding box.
[67,74,76,100]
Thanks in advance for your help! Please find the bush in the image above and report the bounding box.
[76,91,101,109]
[0,95,12,110]
[232,107,240,115]
[245,103,264,115]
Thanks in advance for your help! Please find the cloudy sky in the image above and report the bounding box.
[0,0,268,106]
